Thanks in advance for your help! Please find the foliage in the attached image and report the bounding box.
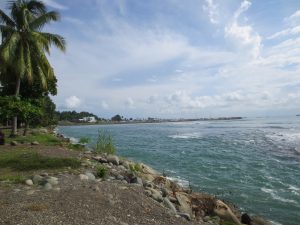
[111,114,122,122]
[129,163,142,173]
[0,0,66,132]
[94,130,116,155]
[67,143,85,151]
[79,136,90,144]
[0,96,42,122]
[95,165,107,178]
[0,0,66,90]
[0,149,81,171]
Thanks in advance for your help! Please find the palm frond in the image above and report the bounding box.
[29,11,60,30]
[0,32,20,62]
[38,32,66,52]
[27,0,46,15]
[0,9,15,27]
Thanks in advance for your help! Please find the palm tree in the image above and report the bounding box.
[0,0,66,136]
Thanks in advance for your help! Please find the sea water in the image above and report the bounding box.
[58,117,300,225]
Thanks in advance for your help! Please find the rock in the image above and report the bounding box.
[204,216,210,222]
[116,174,124,180]
[144,190,152,197]
[10,141,18,146]
[130,177,143,186]
[43,183,52,191]
[148,188,163,202]
[169,196,178,203]
[214,200,242,225]
[46,177,59,186]
[26,190,35,195]
[161,187,169,197]
[120,160,130,169]
[25,179,33,186]
[175,192,193,218]
[118,165,126,171]
[241,213,252,225]
[92,185,100,192]
[40,173,48,177]
[251,216,275,225]
[143,181,154,189]
[178,213,191,221]
[140,163,158,175]
[31,141,39,145]
[32,175,44,185]
[107,155,119,165]
[139,173,155,183]
[79,174,89,180]
[163,198,177,214]
[85,172,96,181]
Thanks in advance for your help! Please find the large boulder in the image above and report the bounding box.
[214,200,242,225]
[107,155,119,165]
[175,192,193,219]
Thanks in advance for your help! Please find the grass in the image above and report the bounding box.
[6,133,62,146]
[0,149,81,171]
[129,163,142,173]
[95,130,116,155]
[95,165,107,178]
[0,174,26,183]
[67,143,86,151]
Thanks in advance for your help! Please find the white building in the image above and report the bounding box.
[79,116,97,123]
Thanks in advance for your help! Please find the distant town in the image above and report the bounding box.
[56,110,243,126]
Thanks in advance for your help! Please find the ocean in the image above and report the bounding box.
[58,117,300,225]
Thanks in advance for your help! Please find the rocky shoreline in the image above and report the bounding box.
[55,131,274,225]
[0,130,275,225]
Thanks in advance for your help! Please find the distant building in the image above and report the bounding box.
[79,116,97,123]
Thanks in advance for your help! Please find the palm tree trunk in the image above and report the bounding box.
[11,77,21,137]
[23,121,29,136]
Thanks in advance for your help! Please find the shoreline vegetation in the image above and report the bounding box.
[0,128,274,225]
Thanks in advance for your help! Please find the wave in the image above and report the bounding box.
[261,188,297,204]
[168,132,202,139]
[167,176,189,188]
[288,185,300,196]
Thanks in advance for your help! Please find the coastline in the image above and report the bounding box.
[56,129,275,225]
[58,117,244,127]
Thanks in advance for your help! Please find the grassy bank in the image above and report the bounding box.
[0,131,81,183]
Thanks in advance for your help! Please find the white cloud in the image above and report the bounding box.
[285,10,300,24]
[41,0,68,10]
[225,0,262,59]
[101,101,109,110]
[203,0,219,24]
[125,97,134,108]
[65,96,81,109]
[267,26,300,39]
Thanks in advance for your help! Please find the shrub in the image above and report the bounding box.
[79,136,90,144]
[129,163,142,173]
[96,165,107,178]
[94,130,116,154]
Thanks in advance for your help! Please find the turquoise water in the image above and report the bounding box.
[58,117,300,225]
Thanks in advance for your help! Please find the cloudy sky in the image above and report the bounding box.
[2,0,300,118]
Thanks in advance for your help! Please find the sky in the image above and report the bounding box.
[1,0,300,119]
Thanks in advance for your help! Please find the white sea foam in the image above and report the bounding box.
[167,176,189,187]
[261,188,297,203]
[168,132,202,139]
[288,185,300,196]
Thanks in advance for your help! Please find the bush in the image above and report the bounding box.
[79,136,90,144]
[129,163,142,173]
[96,165,107,178]
[94,130,116,154]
